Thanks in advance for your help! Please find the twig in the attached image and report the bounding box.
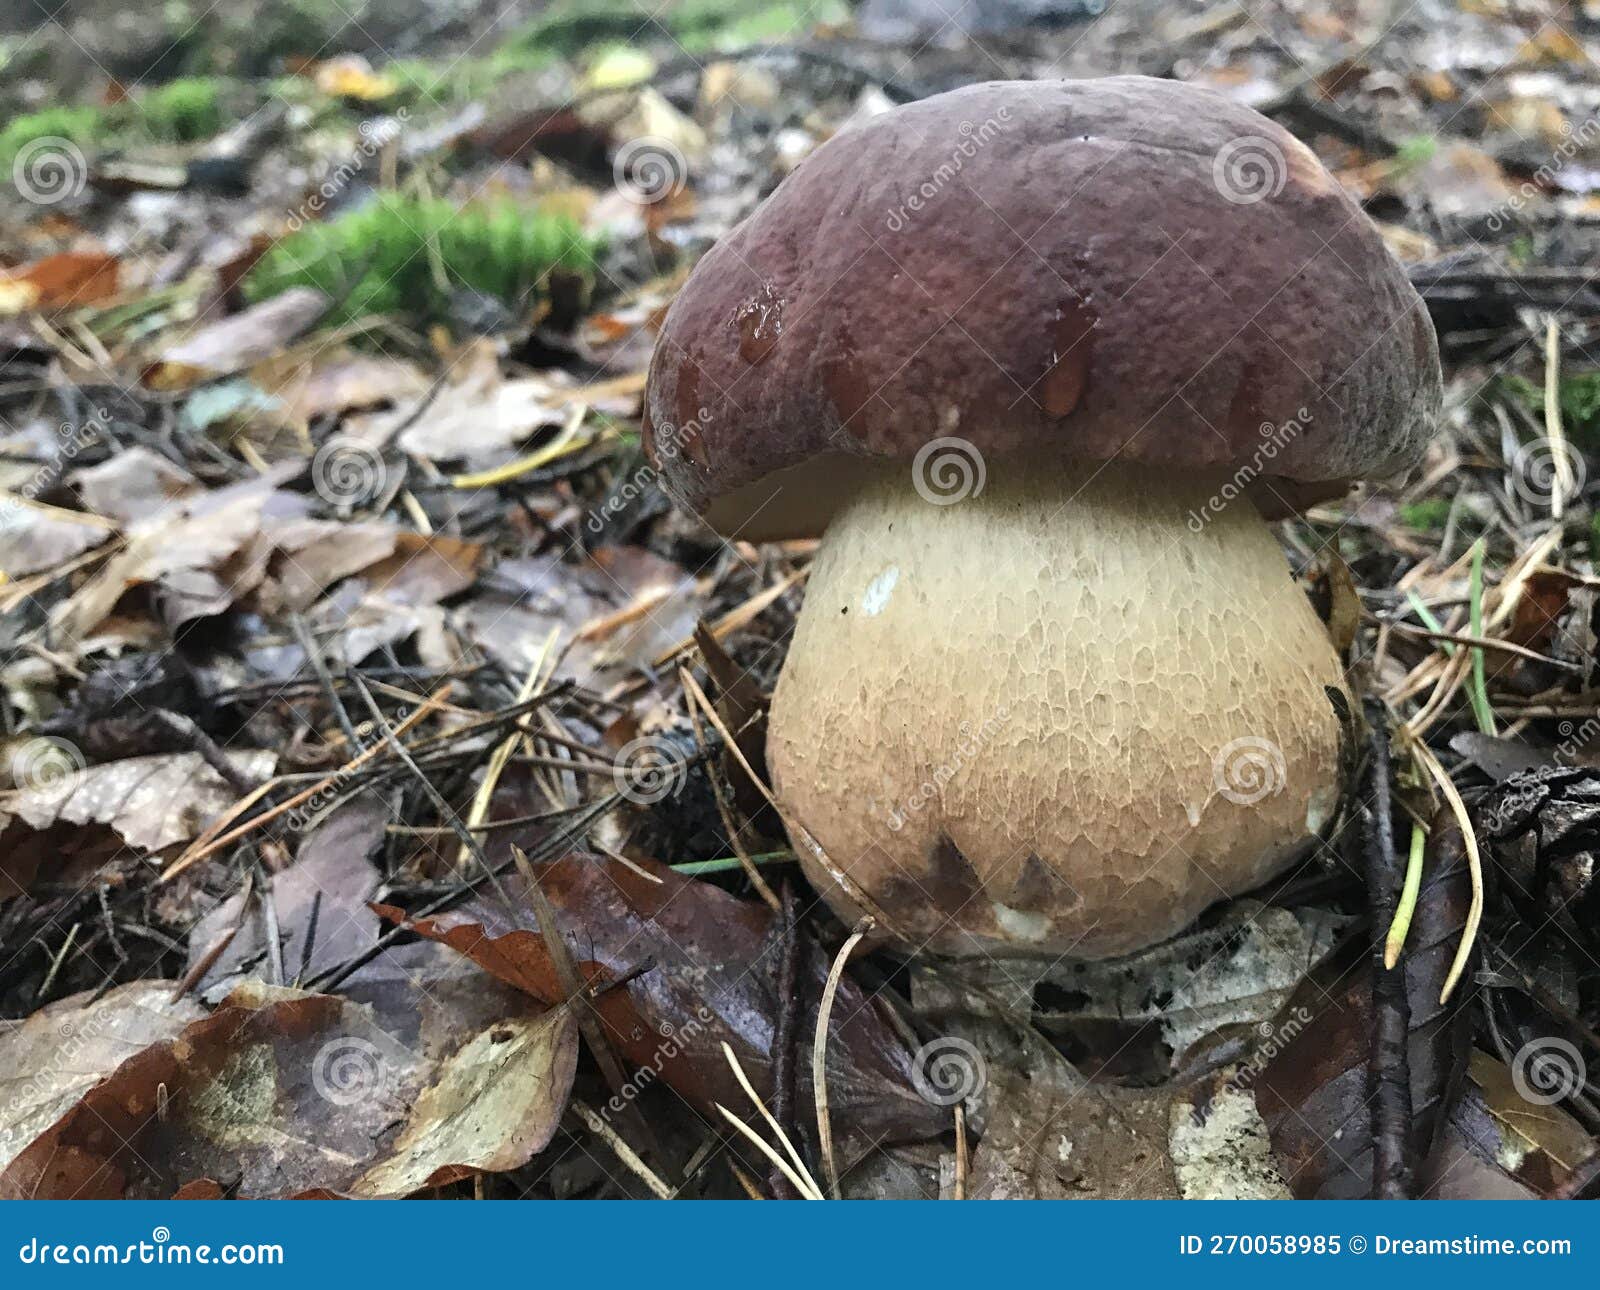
[1363,699,1412,1200]
[679,668,780,912]
[570,1099,673,1200]
[769,880,801,1200]
[813,919,873,1199]
[511,844,664,1167]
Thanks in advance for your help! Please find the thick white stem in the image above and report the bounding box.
[768,455,1347,959]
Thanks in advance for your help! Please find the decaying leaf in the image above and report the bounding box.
[71,447,201,525]
[0,748,276,859]
[0,983,206,1182]
[1254,824,1473,1197]
[969,1068,1178,1199]
[184,794,390,1000]
[0,980,575,1199]
[145,288,330,389]
[377,851,944,1145]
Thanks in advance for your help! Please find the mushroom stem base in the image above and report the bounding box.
[767,455,1348,959]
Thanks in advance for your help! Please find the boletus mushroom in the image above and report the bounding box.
[643,76,1440,959]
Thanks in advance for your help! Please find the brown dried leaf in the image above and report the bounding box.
[1254,822,1473,1197]
[0,983,206,1182]
[184,795,388,1000]
[71,447,200,525]
[144,288,330,390]
[376,851,943,1145]
[0,748,276,856]
[0,981,575,1198]
[0,252,121,315]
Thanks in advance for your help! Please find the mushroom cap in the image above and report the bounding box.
[644,75,1441,537]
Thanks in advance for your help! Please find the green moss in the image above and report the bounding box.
[1399,497,1452,531]
[1389,134,1437,177]
[245,192,603,329]
[1501,371,1600,450]
[133,77,226,142]
[0,106,105,167]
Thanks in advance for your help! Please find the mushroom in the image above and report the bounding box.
[643,76,1440,959]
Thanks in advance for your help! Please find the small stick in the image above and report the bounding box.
[570,1100,673,1200]
[511,844,663,1166]
[1363,698,1412,1200]
[953,1105,968,1200]
[769,881,801,1200]
[813,919,873,1199]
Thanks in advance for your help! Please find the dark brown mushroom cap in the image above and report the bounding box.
[643,75,1441,536]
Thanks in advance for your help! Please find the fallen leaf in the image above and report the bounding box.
[71,447,200,525]
[0,252,121,315]
[0,980,575,1198]
[0,503,110,578]
[185,795,389,1001]
[376,851,944,1146]
[0,748,276,857]
[144,288,330,390]
[0,983,206,1182]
